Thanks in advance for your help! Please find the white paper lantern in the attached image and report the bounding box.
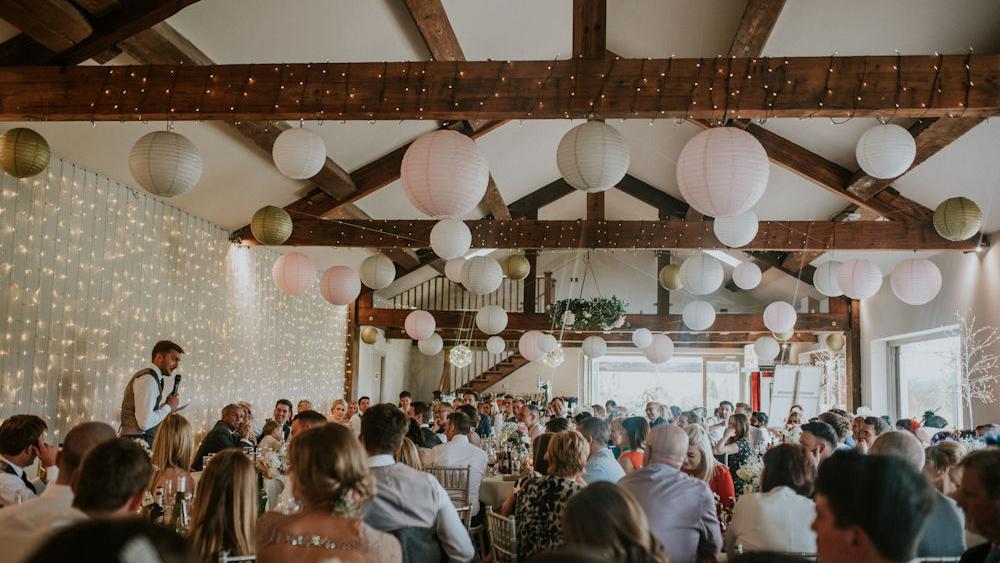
[463,256,503,295]
[679,253,724,295]
[518,331,546,362]
[404,310,436,340]
[319,266,361,305]
[129,131,203,197]
[732,261,762,290]
[645,334,675,365]
[476,305,508,335]
[543,345,565,367]
[272,127,326,179]
[713,210,759,248]
[450,345,473,368]
[837,259,883,300]
[272,252,316,296]
[401,129,489,219]
[753,336,780,363]
[486,336,506,354]
[682,300,716,331]
[444,258,466,283]
[418,333,443,356]
[814,261,844,298]
[763,301,797,333]
[359,253,395,290]
[890,258,942,305]
[539,333,558,354]
[677,127,769,218]
[581,336,608,359]
[430,219,472,260]
[632,328,653,349]
[556,121,630,192]
[855,124,916,179]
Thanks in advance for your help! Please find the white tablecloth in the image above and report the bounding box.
[191,472,285,510]
[479,476,516,507]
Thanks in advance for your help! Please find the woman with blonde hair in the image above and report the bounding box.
[924,441,964,497]
[149,413,195,494]
[395,437,422,470]
[563,481,670,563]
[256,423,401,562]
[189,450,256,563]
[328,399,348,425]
[682,424,736,509]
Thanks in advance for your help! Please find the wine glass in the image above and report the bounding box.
[486,444,498,477]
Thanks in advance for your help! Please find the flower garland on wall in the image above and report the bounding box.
[548,297,628,331]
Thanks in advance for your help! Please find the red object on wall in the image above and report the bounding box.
[750,371,774,412]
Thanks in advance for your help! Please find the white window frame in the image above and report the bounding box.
[886,327,962,427]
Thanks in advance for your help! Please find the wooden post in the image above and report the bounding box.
[586,192,605,220]
[523,251,538,313]
[543,271,555,307]
[438,347,451,393]
[847,299,863,411]
[344,301,358,400]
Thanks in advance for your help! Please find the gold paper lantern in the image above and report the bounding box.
[360,327,379,345]
[506,254,531,280]
[0,128,50,178]
[825,333,846,352]
[658,264,683,291]
[773,331,794,342]
[933,197,982,242]
[251,205,293,245]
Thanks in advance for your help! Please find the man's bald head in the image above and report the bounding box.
[870,430,925,470]
[60,422,116,479]
[644,424,688,468]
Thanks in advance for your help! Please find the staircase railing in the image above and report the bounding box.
[387,275,554,313]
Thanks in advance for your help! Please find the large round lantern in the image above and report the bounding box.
[538,333,559,354]
[250,205,293,245]
[518,331,546,362]
[682,300,716,331]
[417,333,443,356]
[319,266,361,305]
[430,219,472,260]
[463,256,503,295]
[732,261,762,290]
[632,328,653,349]
[272,252,316,296]
[0,128,50,178]
[890,258,942,305]
[679,253,724,295]
[763,301,797,333]
[505,254,531,280]
[855,124,915,179]
[129,131,203,197]
[814,261,844,298]
[556,121,630,192]
[677,127,769,218]
[826,333,846,352]
[753,336,780,363]
[582,336,608,359]
[933,197,982,242]
[645,334,675,365]
[360,327,379,345]
[713,210,759,248]
[359,253,396,290]
[272,127,326,179]
[837,259,883,300]
[401,129,489,218]
[486,336,506,355]
[404,310,436,340]
[450,345,473,368]
[445,258,466,283]
[476,305,508,335]
[658,264,683,291]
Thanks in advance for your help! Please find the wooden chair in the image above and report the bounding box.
[424,465,487,556]
[486,507,517,562]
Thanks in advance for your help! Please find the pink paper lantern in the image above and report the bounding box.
[677,127,769,218]
[645,334,675,365]
[319,266,361,306]
[272,252,316,296]
[518,330,546,362]
[445,258,466,283]
[401,130,490,219]
[404,310,436,340]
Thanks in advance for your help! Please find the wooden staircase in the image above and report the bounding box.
[455,353,531,395]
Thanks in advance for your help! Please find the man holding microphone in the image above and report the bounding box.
[119,340,184,446]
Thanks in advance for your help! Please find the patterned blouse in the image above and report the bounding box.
[513,475,584,559]
[727,438,754,499]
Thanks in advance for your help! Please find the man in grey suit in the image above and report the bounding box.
[619,423,722,563]
[192,404,254,471]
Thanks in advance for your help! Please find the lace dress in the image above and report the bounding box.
[513,475,584,559]
[256,511,401,563]
[726,438,754,499]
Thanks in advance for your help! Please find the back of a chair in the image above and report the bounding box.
[392,527,446,563]
[913,558,961,563]
[424,466,471,507]
[217,551,256,563]
[486,507,518,562]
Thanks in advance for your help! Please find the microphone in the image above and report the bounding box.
[171,373,182,397]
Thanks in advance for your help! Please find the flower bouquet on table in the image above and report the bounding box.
[736,454,764,496]
[255,449,288,480]
[499,423,531,456]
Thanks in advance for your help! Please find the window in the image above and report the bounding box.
[893,334,961,427]
[594,353,743,414]
[707,360,741,408]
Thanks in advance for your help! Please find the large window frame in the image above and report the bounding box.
[888,329,962,427]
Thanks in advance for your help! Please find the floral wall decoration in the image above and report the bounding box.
[548,297,628,331]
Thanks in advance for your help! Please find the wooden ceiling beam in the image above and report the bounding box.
[383,327,816,345]
[614,174,689,218]
[728,0,786,58]
[573,0,606,60]
[482,176,512,220]
[0,0,93,53]
[402,0,465,61]
[508,178,577,219]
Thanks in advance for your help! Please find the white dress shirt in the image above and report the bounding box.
[133,364,173,431]
[527,422,544,441]
[0,458,54,507]
[0,486,85,563]
[725,486,817,557]
[426,435,488,517]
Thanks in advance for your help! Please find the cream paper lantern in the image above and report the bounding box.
[837,259,883,300]
[732,261,762,290]
[679,253,724,295]
[486,336,506,355]
[582,336,608,359]
[506,254,531,280]
[855,124,916,179]
[430,219,472,260]
[539,333,559,354]
[319,266,361,306]
[250,205,293,245]
[543,345,565,367]
[677,127,769,218]
[556,121,630,192]
[404,310,436,340]
[444,258,466,283]
[129,131,203,197]
[272,252,316,296]
[763,301,797,334]
[713,210,759,248]
[272,127,326,179]
[632,328,653,349]
[814,261,844,298]
[518,331,546,362]
[933,197,982,242]
[658,264,683,291]
[826,333,846,352]
[417,333,443,356]
[753,336,781,363]
[463,256,503,295]
[475,305,508,335]
[645,334,675,365]
[682,300,716,331]
[773,331,794,342]
[359,253,396,290]
[401,129,489,219]
[360,327,379,345]
[890,258,942,305]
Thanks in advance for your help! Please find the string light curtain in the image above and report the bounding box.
[0,157,347,440]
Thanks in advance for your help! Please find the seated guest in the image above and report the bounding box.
[955,448,1000,563]
[258,423,401,563]
[605,400,618,419]
[347,400,361,436]
[328,399,348,425]
[259,419,285,452]
[426,411,488,523]
[619,424,722,563]
[462,391,492,438]
[297,400,313,414]
[399,391,413,412]
[580,417,625,484]
[857,415,890,451]
[289,409,327,438]
[240,401,262,441]
[563,481,670,563]
[406,401,440,448]
[457,404,484,447]
[520,404,545,440]
[361,404,473,562]
[735,403,770,454]
[193,404,255,470]
[546,416,572,433]
[896,418,919,434]
[817,411,853,449]
[573,412,592,427]
[509,397,526,423]
[191,450,256,562]
[0,415,58,506]
[812,450,934,563]
[590,404,607,421]
[149,413,195,493]
[683,424,736,510]
[924,441,964,497]
[645,402,667,427]
[619,416,649,473]
[260,399,293,441]
[870,431,965,558]
[750,411,768,430]
[548,397,567,419]
[799,421,838,468]
[726,444,817,557]
[432,402,453,436]
[396,438,423,471]
[530,433,555,476]
[25,518,193,563]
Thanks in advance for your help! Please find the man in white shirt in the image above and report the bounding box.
[0,415,59,507]
[351,395,370,427]
[426,410,488,523]
[119,340,183,446]
[518,404,544,441]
